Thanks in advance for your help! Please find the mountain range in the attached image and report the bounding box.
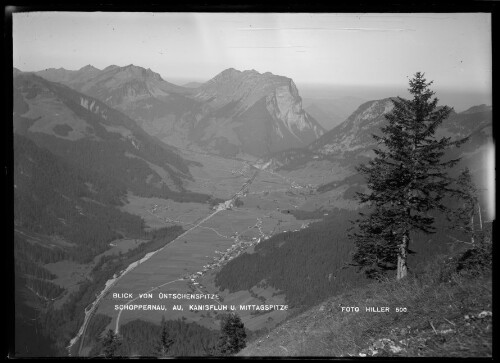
[267,98,491,164]
[13,72,202,198]
[34,65,325,157]
[12,63,492,357]
[264,98,492,214]
[15,65,492,255]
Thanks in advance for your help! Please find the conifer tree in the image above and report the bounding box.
[350,72,467,280]
[101,329,121,358]
[215,313,247,356]
[155,316,175,357]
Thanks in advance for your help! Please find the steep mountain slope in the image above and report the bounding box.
[35,65,199,149]
[13,72,215,203]
[13,131,189,356]
[13,133,147,355]
[238,246,492,357]
[36,64,190,99]
[214,207,464,315]
[13,72,201,356]
[268,98,491,172]
[312,101,492,197]
[261,99,492,216]
[311,100,491,159]
[14,134,144,262]
[191,68,325,157]
[76,64,192,102]
[262,98,395,171]
[13,67,24,77]
[36,65,325,158]
[310,98,396,158]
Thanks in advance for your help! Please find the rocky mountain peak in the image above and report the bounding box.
[354,98,394,122]
[190,67,324,156]
[211,68,288,84]
[79,64,100,72]
[106,64,164,83]
[122,64,147,77]
[243,69,261,76]
[103,65,120,72]
[146,67,164,81]
[31,64,324,158]
[309,98,395,155]
[198,68,294,107]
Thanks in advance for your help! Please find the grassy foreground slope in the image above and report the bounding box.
[239,235,492,357]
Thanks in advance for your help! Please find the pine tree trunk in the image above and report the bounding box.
[397,234,409,280]
[478,202,483,230]
[470,214,475,244]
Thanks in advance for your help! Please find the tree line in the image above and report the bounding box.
[94,313,247,357]
[215,209,366,310]
[33,225,183,354]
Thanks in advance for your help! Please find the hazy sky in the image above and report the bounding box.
[13,12,491,93]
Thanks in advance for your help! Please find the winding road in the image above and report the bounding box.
[72,167,260,356]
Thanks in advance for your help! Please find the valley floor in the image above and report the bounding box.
[79,152,322,355]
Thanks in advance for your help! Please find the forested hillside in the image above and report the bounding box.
[239,232,492,357]
[29,225,183,355]
[215,208,461,312]
[12,72,222,357]
[13,134,190,355]
[14,134,145,263]
[89,318,219,357]
[14,73,217,204]
[215,209,363,309]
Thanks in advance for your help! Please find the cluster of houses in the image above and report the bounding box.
[183,216,312,290]
[184,232,268,289]
[214,199,234,211]
[279,221,310,234]
[231,163,250,176]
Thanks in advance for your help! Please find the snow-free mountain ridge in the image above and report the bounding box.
[33,65,325,157]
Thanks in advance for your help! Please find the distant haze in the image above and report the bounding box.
[297,83,492,113]
[13,12,491,111]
